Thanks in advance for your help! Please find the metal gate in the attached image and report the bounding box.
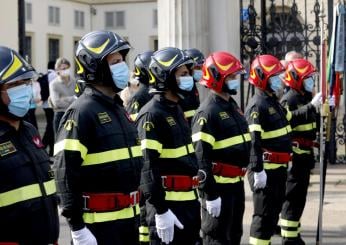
[239,0,321,109]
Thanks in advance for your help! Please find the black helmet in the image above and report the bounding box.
[133,50,154,85]
[149,47,194,93]
[183,48,205,67]
[0,46,37,85]
[75,30,131,86]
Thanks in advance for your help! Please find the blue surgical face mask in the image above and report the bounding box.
[110,62,129,90]
[269,75,283,93]
[193,70,203,82]
[178,76,194,91]
[303,77,314,92]
[226,79,240,91]
[7,84,32,117]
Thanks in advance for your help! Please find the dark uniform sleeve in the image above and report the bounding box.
[136,112,168,214]
[53,108,88,231]
[191,111,218,201]
[245,105,264,172]
[126,97,141,121]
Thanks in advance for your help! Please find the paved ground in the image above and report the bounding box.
[35,109,346,245]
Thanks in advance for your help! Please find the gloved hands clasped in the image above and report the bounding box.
[206,196,221,218]
[71,227,98,245]
[310,92,322,109]
[254,170,267,189]
[155,209,184,244]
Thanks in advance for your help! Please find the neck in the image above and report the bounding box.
[213,90,231,101]
[164,90,179,103]
[93,84,117,98]
[0,115,20,130]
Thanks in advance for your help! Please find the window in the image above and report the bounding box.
[24,36,32,63]
[74,10,85,29]
[153,9,158,28]
[48,6,60,25]
[105,11,125,29]
[48,38,60,62]
[25,2,32,23]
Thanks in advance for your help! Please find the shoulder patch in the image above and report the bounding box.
[219,111,230,120]
[64,119,77,131]
[250,111,259,119]
[0,141,17,157]
[98,112,112,124]
[268,107,276,115]
[131,101,139,110]
[143,121,155,131]
[166,116,176,126]
[198,117,207,126]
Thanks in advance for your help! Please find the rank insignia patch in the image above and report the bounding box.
[98,112,112,124]
[0,141,16,157]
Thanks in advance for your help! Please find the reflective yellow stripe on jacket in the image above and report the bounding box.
[214,175,244,184]
[249,236,271,245]
[82,146,142,166]
[192,132,251,149]
[165,190,197,201]
[160,144,194,158]
[292,122,316,132]
[249,124,291,139]
[184,110,196,119]
[54,139,88,159]
[0,179,56,208]
[83,204,140,224]
[139,226,149,242]
[263,162,287,170]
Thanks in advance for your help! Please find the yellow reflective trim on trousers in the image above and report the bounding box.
[264,162,287,170]
[249,236,271,245]
[280,218,299,227]
[184,110,195,118]
[261,126,291,139]
[192,132,215,146]
[281,229,299,238]
[214,175,244,184]
[82,146,142,166]
[165,190,197,201]
[292,122,316,132]
[130,113,138,121]
[141,139,162,153]
[54,139,88,159]
[0,179,56,208]
[293,146,311,155]
[249,124,263,133]
[286,110,292,121]
[139,234,150,242]
[160,144,194,158]
[213,133,251,150]
[83,204,140,223]
[139,226,149,233]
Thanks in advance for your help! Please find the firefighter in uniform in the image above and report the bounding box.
[54,31,143,245]
[280,59,321,245]
[245,55,292,245]
[126,51,154,121]
[191,51,251,244]
[0,46,59,244]
[136,47,200,244]
[179,48,204,124]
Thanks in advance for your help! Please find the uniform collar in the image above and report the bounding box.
[154,94,178,107]
[85,86,124,106]
[0,120,15,137]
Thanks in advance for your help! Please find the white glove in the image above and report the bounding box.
[206,197,221,218]
[155,209,184,244]
[254,170,267,189]
[329,95,335,108]
[71,227,98,245]
[310,92,322,109]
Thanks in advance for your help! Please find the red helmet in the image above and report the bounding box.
[249,54,284,90]
[200,51,245,93]
[283,59,316,91]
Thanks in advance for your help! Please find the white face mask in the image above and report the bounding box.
[59,68,70,77]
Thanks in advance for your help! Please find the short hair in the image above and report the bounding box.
[55,57,71,70]
[285,51,303,62]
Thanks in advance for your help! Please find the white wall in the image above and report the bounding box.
[0,0,18,50]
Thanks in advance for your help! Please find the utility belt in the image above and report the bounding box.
[161,175,200,191]
[82,191,140,212]
[292,138,319,148]
[262,149,291,163]
[212,162,247,177]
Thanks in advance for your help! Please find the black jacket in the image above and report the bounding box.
[54,86,143,230]
[126,83,152,121]
[136,94,198,214]
[245,89,292,172]
[0,121,59,244]
[191,93,251,200]
[178,85,200,124]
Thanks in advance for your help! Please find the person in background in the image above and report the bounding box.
[120,74,140,107]
[0,46,59,245]
[49,57,76,134]
[38,61,56,156]
[192,51,251,244]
